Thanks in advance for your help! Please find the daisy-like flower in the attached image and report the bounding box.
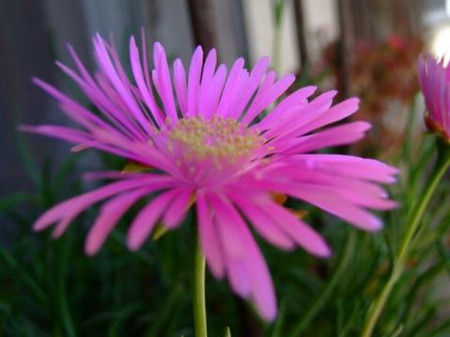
[24,33,397,321]
[418,54,450,142]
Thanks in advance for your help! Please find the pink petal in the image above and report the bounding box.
[280,121,371,154]
[34,175,174,233]
[161,188,193,229]
[201,49,217,83]
[210,194,277,320]
[282,184,383,231]
[256,86,316,129]
[197,49,219,118]
[196,193,225,278]
[173,59,188,115]
[32,78,98,130]
[127,189,180,250]
[21,125,149,164]
[208,194,245,258]
[230,190,331,257]
[55,61,140,139]
[263,163,389,197]
[202,65,227,119]
[236,214,277,321]
[152,42,178,121]
[222,70,249,118]
[216,58,245,116]
[296,98,360,136]
[232,197,295,250]
[140,29,153,95]
[226,256,251,297]
[20,125,94,145]
[293,154,398,183]
[129,37,164,126]
[281,180,397,210]
[259,200,332,257]
[187,46,204,117]
[263,90,337,139]
[93,35,151,132]
[242,73,295,125]
[85,188,151,255]
[229,56,270,120]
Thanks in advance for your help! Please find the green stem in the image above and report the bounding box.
[193,232,208,337]
[289,231,356,337]
[361,143,450,337]
[0,247,48,305]
[57,238,76,337]
[223,327,231,337]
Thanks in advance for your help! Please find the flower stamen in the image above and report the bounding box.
[168,116,263,162]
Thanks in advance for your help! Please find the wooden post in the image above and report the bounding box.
[337,0,354,99]
[186,0,219,53]
[293,0,309,69]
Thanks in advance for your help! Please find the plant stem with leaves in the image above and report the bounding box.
[361,141,450,337]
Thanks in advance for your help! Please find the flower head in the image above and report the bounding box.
[418,54,450,142]
[24,33,398,321]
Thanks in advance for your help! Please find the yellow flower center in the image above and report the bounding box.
[167,116,263,163]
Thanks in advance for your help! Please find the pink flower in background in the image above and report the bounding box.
[418,54,450,142]
[24,33,397,321]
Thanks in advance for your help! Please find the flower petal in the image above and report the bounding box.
[208,194,245,258]
[127,188,180,250]
[231,196,295,250]
[85,188,151,255]
[197,192,225,278]
[162,188,193,229]
[33,176,174,233]
[187,46,204,117]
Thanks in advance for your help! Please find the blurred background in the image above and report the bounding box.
[1,1,450,336]
[0,0,442,194]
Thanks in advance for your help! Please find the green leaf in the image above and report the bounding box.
[152,223,169,241]
[223,326,231,337]
[0,193,31,215]
[15,133,40,188]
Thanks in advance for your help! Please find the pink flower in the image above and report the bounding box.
[24,33,397,321]
[418,54,450,142]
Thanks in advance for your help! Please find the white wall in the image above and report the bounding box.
[242,0,299,74]
[303,0,339,59]
[242,0,339,74]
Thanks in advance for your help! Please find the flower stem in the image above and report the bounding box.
[193,231,208,337]
[361,142,450,337]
